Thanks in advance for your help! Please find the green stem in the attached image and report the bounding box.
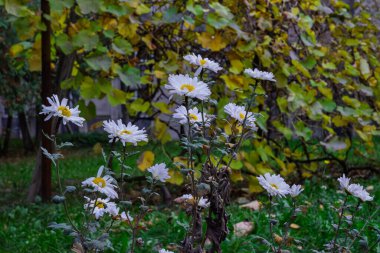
[332,195,348,252]
[120,146,127,201]
[268,195,277,253]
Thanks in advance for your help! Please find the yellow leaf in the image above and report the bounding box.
[229,59,244,74]
[230,169,243,182]
[92,143,102,155]
[153,118,172,143]
[154,70,167,79]
[332,115,348,127]
[28,38,42,72]
[137,151,155,171]
[167,169,184,185]
[221,74,248,90]
[196,32,227,52]
[118,19,139,41]
[9,43,24,57]
[247,176,264,193]
[142,34,156,50]
[302,171,312,178]
[318,86,333,99]
[152,102,172,114]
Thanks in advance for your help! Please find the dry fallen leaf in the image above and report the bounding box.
[240,200,261,211]
[290,223,300,229]
[233,221,254,237]
[71,243,85,253]
[273,233,283,244]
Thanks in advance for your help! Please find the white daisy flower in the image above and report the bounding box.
[103,119,120,141]
[40,94,85,127]
[337,174,351,191]
[159,249,174,253]
[177,194,209,208]
[84,197,117,219]
[347,184,373,202]
[198,197,210,208]
[103,119,148,146]
[289,184,303,197]
[224,103,257,129]
[165,74,211,100]
[147,163,170,182]
[106,202,120,217]
[82,166,118,199]
[257,173,290,198]
[173,106,202,125]
[244,68,276,82]
[184,53,222,76]
[121,211,134,222]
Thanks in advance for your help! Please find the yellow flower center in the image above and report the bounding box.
[93,177,106,188]
[189,113,198,121]
[239,112,245,119]
[180,84,195,92]
[119,129,132,135]
[199,59,207,66]
[57,106,72,117]
[270,183,279,189]
[95,200,105,209]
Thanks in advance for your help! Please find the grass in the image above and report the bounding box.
[0,140,379,252]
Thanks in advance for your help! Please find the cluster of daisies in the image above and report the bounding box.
[257,173,303,198]
[338,174,373,202]
[167,54,275,132]
[166,54,277,211]
[81,163,170,220]
[257,172,374,203]
[40,94,172,221]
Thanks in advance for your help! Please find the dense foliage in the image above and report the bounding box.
[2,0,380,191]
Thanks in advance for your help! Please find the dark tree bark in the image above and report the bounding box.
[27,4,76,202]
[39,0,53,202]
[18,111,35,153]
[0,114,13,156]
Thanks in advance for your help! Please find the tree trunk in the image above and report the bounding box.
[18,111,35,153]
[27,3,76,202]
[0,114,13,156]
[40,0,53,202]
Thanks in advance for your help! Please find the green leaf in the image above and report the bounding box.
[5,0,33,17]
[292,59,311,78]
[302,56,316,70]
[80,76,101,99]
[84,54,112,71]
[78,100,96,120]
[77,0,102,14]
[209,2,233,19]
[360,58,371,79]
[130,98,150,113]
[112,37,133,55]
[322,62,337,70]
[107,88,127,106]
[72,30,99,51]
[152,102,172,114]
[162,6,181,23]
[50,0,74,12]
[207,13,230,29]
[116,65,140,86]
[56,34,74,55]
[186,1,203,16]
[136,4,150,15]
